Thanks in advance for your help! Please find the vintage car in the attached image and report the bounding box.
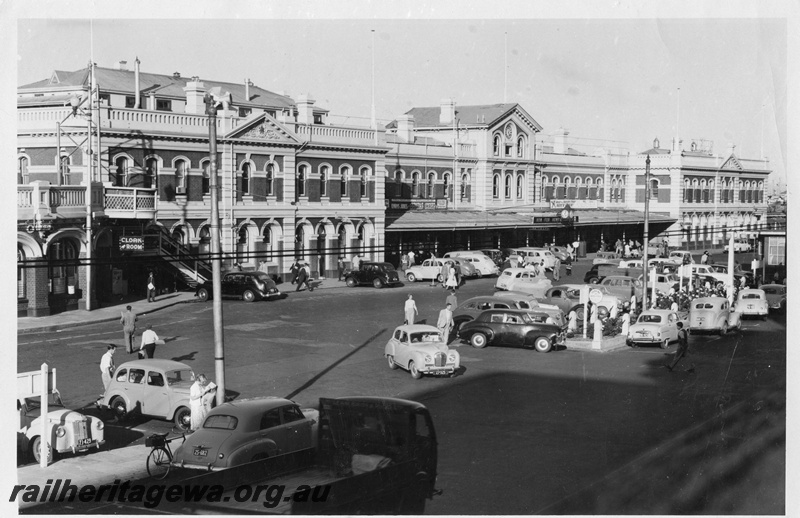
[548,246,572,262]
[687,264,728,286]
[172,397,318,471]
[457,309,565,352]
[599,275,644,302]
[384,325,460,379]
[455,295,565,331]
[689,296,741,335]
[593,250,619,265]
[734,289,769,319]
[626,309,689,349]
[450,257,480,278]
[196,271,282,302]
[444,252,499,276]
[18,369,105,464]
[512,247,557,270]
[583,264,643,284]
[345,261,401,288]
[637,272,681,294]
[708,264,755,286]
[405,258,471,282]
[494,267,552,297]
[668,250,695,264]
[723,239,753,253]
[480,249,504,266]
[99,359,194,430]
[539,284,619,321]
[759,284,786,312]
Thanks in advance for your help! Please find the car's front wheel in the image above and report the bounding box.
[197,288,209,302]
[408,361,422,379]
[373,278,384,289]
[470,333,488,348]
[110,396,127,420]
[242,290,255,302]
[533,336,552,353]
[387,355,398,370]
[345,277,357,288]
[405,272,417,282]
[30,436,53,465]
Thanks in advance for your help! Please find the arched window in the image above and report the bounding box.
[426,172,435,198]
[341,165,350,196]
[201,161,210,195]
[114,156,128,187]
[492,174,500,199]
[18,156,29,184]
[443,173,451,199]
[241,163,251,195]
[17,247,26,298]
[174,159,187,191]
[461,173,469,200]
[320,165,329,197]
[394,169,402,183]
[360,166,370,197]
[516,174,524,199]
[237,227,249,263]
[684,178,692,202]
[411,171,420,197]
[493,135,501,156]
[145,157,159,189]
[504,174,512,199]
[198,226,211,256]
[517,136,525,158]
[266,163,274,196]
[297,164,307,197]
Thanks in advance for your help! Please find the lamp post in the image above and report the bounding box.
[642,155,651,310]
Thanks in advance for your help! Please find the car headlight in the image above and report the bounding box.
[96,420,104,430]
[55,426,66,438]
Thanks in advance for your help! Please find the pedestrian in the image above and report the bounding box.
[567,309,578,335]
[445,264,459,290]
[566,243,573,262]
[290,258,301,284]
[404,294,418,325]
[337,256,346,281]
[408,250,415,266]
[564,255,572,276]
[140,323,160,359]
[147,271,156,302]
[615,239,623,258]
[296,262,312,291]
[400,253,409,274]
[701,251,710,265]
[668,322,690,372]
[100,344,116,391]
[352,254,361,271]
[120,305,137,354]
[190,374,216,432]
[446,289,458,310]
[621,311,631,337]
[437,303,454,344]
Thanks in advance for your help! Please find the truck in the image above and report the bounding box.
[18,368,105,464]
[169,396,440,514]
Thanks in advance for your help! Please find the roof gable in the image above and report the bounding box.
[224,112,300,144]
[388,103,542,132]
[720,154,743,171]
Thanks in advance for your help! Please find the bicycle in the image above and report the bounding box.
[145,432,185,480]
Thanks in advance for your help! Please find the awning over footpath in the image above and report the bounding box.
[384,209,676,232]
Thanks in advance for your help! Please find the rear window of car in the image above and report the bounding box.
[742,293,762,299]
[204,415,238,430]
[638,314,662,323]
[763,287,784,295]
[694,303,714,309]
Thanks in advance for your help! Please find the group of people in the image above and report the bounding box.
[99,306,163,393]
[290,258,314,292]
[404,292,457,344]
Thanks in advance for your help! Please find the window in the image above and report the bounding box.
[201,161,210,195]
[650,179,659,200]
[426,172,435,198]
[147,372,165,387]
[204,415,238,430]
[125,96,143,109]
[17,247,25,298]
[260,410,282,430]
[145,157,159,189]
[517,174,524,199]
[341,166,350,196]
[684,179,692,202]
[517,136,525,158]
[361,167,370,197]
[174,159,187,190]
[443,173,451,199]
[493,135,501,156]
[282,405,305,423]
[115,369,127,382]
[505,144,513,157]
[313,113,323,124]
[460,173,469,200]
[18,156,29,184]
[493,174,500,199]
[129,369,145,384]
[156,99,172,111]
[241,163,251,195]
[113,156,128,187]
[320,165,329,196]
[48,240,77,295]
[238,107,252,118]
[266,163,274,196]
[296,164,307,197]
[412,172,420,197]
[504,174,512,199]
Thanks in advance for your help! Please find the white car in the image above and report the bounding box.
[627,309,689,349]
[512,248,557,270]
[495,267,552,298]
[687,264,728,286]
[404,258,449,282]
[384,325,460,379]
[638,272,680,294]
[689,296,741,335]
[734,289,769,319]
[668,250,695,264]
[445,252,499,276]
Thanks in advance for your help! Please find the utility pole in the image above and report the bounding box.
[85,61,96,311]
[642,155,651,310]
[205,92,226,406]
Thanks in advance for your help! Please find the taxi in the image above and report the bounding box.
[689,296,741,335]
[734,289,769,320]
[626,309,688,349]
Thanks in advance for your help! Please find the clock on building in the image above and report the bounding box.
[561,209,570,219]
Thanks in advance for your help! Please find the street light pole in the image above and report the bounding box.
[642,155,651,310]
[205,93,226,406]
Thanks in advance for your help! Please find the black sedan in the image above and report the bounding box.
[195,271,283,302]
[457,309,565,353]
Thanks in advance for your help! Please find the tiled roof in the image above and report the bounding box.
[20,66,299,111]
[639,147,671,155]
[386,103,522,129]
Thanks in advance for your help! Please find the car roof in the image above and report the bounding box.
[393,324,442,334]
[210,397,293,417]
[118,359,192,371]
[738,288,765,295]
[759,283,784,289]
[638,309,674,316]
[502,267,532,273]
[693,296,727,303]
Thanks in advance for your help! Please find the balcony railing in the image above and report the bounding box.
[17,182,156,221]
[104,187,157,218]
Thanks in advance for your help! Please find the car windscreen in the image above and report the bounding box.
[762,287,783,295]
[203,415,238,430]
[410,332,442,343]
[638,314,662,323]
[382,264,397,272]
[23,393,65,412]
[166,369,194,386]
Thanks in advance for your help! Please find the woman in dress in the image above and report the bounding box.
[445,264,458,290]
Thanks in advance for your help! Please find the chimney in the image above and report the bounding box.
[727,142,736,156]
[439,98,455,125]
[134,57,141,109]
[245,79,252,102]
[296,93,315,125]
[115,60,128,71]
[173,72,181,79]
[553,128,569,154]
[396,114,415,143]
[183,77,206,115]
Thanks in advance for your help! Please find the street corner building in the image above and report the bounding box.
[16,59,772,317]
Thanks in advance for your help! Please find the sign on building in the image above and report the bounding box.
[118,236,145,251]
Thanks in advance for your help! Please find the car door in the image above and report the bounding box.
[221,274,238,298]
[282,405,313,453]
[124,368,146,413]
[142,370,170,418]
[394,330,410,366]
[259,408,289,454]
[488,312,509,344]
[501,313,525,346]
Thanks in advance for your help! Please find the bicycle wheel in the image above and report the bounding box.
[147,447,172,480]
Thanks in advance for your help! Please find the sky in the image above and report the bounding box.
[6,2,792,192]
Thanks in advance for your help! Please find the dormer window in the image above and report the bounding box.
[313,114,323,124]
[156,99,172,111]
[239,107,252,118]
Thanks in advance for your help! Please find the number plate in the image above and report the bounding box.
[77,438,92,446]
[193,448,208,457]
[427,369,451,376]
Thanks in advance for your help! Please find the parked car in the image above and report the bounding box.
[723,239,753,253]
[620,258,680,272]
[494,267,552,297]
[584,264,642,284]
[668,250,695,264]
[457,309,565,352]
[172,397,319,471]
[454,295,564,332]
[637,272,681,294]
[196,271,282,302]
[539,284,619,321]
[404,258,467,282]
[548,246,571,262]
[689,296,741,335]
[450,257,480,278]
[734,289,769,320]
[480,249,504,266]
[512,247,557,270]
[444,252,499,276]
[99,359,194,430]
[626,309,689,349]
[384,325,460,379]
[708,264,755,286]
[345,261,401,288]
[759,284,786,312]
[599,275,644,302]
[593,251,619,265]
[687,264,728,286]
